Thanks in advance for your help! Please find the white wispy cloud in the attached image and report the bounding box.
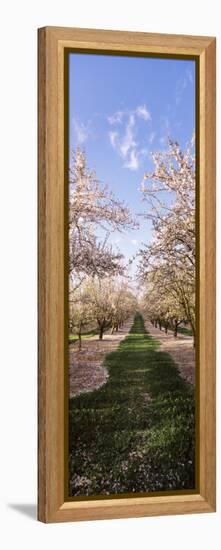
[108,105,151,171]
[161,115,170,132]
[109,131,118,148]
[136,104,151,121]
[158,115,171,146]
[131,238,138,245]
[124,150,139,171]
[186,68,193,84]
[73,119,90,144]
[119,115,136,157]
[108,114,138,169]
[175,68,193,106]
[108,110,124,125]
[149,131,156,144]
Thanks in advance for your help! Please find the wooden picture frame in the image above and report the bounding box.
[38,26,216,523]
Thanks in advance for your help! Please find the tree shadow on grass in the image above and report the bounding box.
[69,313,195,496]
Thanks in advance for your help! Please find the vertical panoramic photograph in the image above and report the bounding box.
[68,52,196,498]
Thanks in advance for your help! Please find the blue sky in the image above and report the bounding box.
[69,53,195,279]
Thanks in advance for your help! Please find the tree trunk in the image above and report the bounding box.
[99,325,104,340]
[78,323,82,350]
[174,320,178,338]
[189,320,195,348]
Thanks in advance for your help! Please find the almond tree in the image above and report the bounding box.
[88,278,114,340]
[69,283,93,350]
[109,280,137,333]
[69,148,137,287]
[139,137,196,343]
[140,137,195,259]
[87,277,137,340]
[141,275,187,337]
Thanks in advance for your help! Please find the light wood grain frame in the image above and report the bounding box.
[38,26,216,523]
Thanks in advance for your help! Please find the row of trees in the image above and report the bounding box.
[70,277,137,349]
[139,137,195,344]
[69,148,137,348]
[69,138,196,347]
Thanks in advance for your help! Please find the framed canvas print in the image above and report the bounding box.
[38,27,216,523]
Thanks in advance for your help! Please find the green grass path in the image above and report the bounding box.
[69,328,99,343]
[69,313,195,496]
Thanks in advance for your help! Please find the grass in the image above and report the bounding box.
[69,313,195,497]
[69,322,112,343]
[177,326,193,336]
[69,328,99,343]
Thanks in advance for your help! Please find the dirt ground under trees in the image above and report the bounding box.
[69,319,133,397]
[69,315,195,398]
